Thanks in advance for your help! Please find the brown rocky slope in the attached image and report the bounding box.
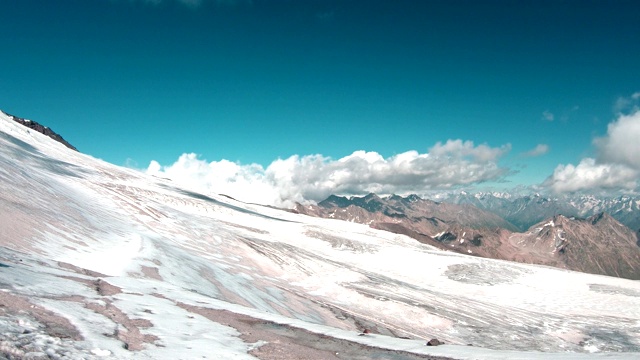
[295,194,640,279]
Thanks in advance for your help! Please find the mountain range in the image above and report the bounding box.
[295,193,640,280]
[444,191,640,232]
[2,111,640,359]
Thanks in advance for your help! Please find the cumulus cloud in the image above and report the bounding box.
[544,158,638,193]
[521,144,549,157]
[542,110,555,122]
[594,111,640,169]
[147,140,512,206]
[543,109,640,194]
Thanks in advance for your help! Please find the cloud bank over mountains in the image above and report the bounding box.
[148,106,640,206]
[544,109,640,194]
[147,140,512,206]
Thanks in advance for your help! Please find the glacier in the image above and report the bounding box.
[1,111,639,359]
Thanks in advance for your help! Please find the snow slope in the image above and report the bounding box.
[1,111,640,359]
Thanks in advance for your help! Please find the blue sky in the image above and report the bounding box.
[2,0,640,204]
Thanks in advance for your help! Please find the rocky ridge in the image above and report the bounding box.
[297,194,640,279]
[3,110,77,151]
[507,213,640,278]
[444,192,640,232]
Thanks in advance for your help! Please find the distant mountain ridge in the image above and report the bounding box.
[297,193,640,279]
[300,192,518,230]
[444,192,640,232]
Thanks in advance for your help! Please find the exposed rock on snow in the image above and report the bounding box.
[3,110,77,151]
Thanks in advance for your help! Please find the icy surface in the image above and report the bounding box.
[1,112,640,359]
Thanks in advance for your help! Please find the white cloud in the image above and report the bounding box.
[594,111,640,169]
[124,158,139,169]
[544,158,637,193]
[543,109,640,194]
[429,139,510,162]
[147,140,512,206]
[542,106,580,123]
[521,144,549,157]
[613,92,640,114]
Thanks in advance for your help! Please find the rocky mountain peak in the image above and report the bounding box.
[363,192,380,200]
[4,111,77,151]
[318,194,351,208]
[404,194,421,202]
[387,194,405,202]
[352,193,384,212]
[513,212,640,279]
[588,212,615,225]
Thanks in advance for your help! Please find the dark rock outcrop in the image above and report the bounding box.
[5,111,77,151]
